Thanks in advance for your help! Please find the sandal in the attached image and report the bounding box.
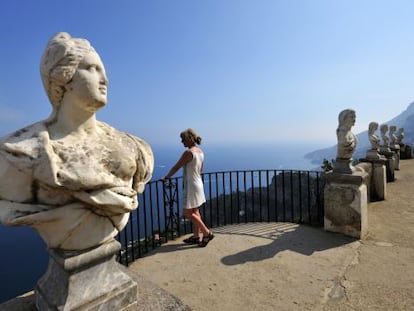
[183,236,200,244]
[199,232,214,247]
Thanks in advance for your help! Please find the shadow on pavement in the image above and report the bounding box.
[219,223,356,265]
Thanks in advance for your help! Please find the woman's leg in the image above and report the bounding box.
[183,208,210,236]
[193,209,202,237]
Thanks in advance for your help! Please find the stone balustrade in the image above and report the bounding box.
[324,111,410,239]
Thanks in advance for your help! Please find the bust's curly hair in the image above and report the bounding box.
[368,121,378,134]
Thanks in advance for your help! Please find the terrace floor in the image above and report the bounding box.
[129,159,414,311]
[2,161,413,310]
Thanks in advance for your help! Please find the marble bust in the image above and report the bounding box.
[333,109,358,174]
[397,127,405,144]
[368,121,380,150]
[380,124,390,148]
[336,109,357,160]
[0,32,154,251]
[389,125,398,145]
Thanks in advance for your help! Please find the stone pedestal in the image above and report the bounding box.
[365,149,382,160]
[379,148,396,182]
[35,240,137,311]
[324,171,368,239]
[399,144,412,159]
[406,145,412,159]
[333,158,353,174]
[390,145,400,170]
[371,160,387,201]
[360,157,387,201]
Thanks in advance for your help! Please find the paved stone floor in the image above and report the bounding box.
[129,160,414,311]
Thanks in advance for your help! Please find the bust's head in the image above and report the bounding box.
[338,109,356,130]
[40,32,95,111]
[380,124,388,134]
[368,121,378,134]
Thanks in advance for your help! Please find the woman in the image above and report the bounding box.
[161,129,214,247]
[0,32,154,251]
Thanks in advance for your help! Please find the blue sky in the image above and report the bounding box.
[1,0,414,148]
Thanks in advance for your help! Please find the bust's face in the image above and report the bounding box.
[65,50,108,112]
[344,112,356,127]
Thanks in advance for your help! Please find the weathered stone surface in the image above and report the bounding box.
[365,149,382,160]
[390,145,400,170]
[380,124,390,148]
[333,158,354,174]
[0,32,154,251]
[359,158,387,201]
[324,171,368,239]
[379,149,396,182]
[1,269,191,311]
[325,170,368,185]
[368,121,381,151]
[335,109,357,161]
[35,241,138,311]
[0,32,154,310]
[372,162,387,200]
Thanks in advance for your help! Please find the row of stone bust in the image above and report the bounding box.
[324,109,411,240]
[333,109,411,174]
[368,122,404,150]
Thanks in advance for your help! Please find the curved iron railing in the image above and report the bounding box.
[117,169,325,266]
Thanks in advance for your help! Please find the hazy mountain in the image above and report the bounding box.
[305,102,414,166]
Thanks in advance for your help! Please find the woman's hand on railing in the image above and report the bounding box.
[160,176,169,183]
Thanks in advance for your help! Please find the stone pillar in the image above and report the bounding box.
[332,159,353,174]
[379,148,396,182]
[359,158,387,202]
[35,240,138,311]
[390,145,400,170]
[399,144,408,159]
[371,160,387,201]
[400,144,412,159]
[324,171,369,239]
[360,148,387,201]
[406,145,412,159]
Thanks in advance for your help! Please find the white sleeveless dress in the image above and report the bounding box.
[183,149,206,209]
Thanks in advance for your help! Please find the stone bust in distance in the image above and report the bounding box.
[336,109,357,160]
[333,109,358,174]
[368,121,380,150]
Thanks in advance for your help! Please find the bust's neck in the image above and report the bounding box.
[48,101,99,140]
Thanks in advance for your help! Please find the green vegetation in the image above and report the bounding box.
[321,158,334,172]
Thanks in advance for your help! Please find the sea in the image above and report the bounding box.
[0,141,323,303]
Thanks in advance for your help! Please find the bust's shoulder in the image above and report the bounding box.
[97,121,145,144]
[0,121,49,174]
[0,121,47,143]
[97,121,153,159]
[0,121,48,157]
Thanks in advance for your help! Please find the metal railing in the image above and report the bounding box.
[116,169,325,266]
